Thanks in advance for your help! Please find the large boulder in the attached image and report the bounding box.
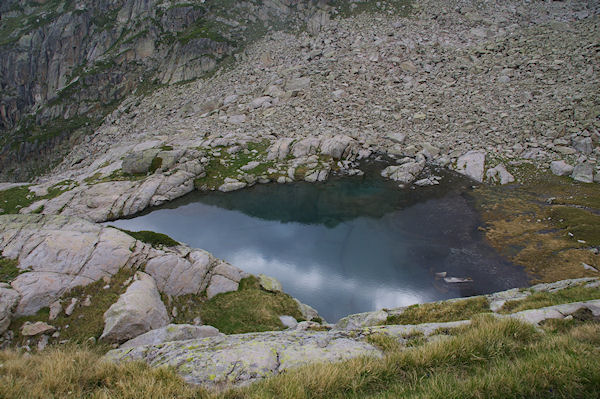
[571,162,594,183]
[100,272,169,343]
[550,160,574,176]
[107,329,381,388]
[122,149,161,175]
[320,135,356,160]
[120,324,222,348]
[455,150,486,182]
[486,164,515,185]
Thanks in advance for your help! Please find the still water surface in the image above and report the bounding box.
[110,164,528,322]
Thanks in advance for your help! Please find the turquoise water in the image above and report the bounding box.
[110,163,528,322]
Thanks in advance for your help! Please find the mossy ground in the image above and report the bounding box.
[3,315,599,398]
[169,276,304,334]
[471,163,600,283]
[0,257,21,283]
[193,141,276,190]
[0,180,77,215]
[8,268,135,348]
[113,227,180,248]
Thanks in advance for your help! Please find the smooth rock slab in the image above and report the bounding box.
[106,329,381,388]
[120,324,222,349]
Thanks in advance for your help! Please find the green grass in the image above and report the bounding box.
[1,316,599,398]
[8,268,134,347]
[386,296,490,325]
[172,276,304,334]
[0,180,76,215]
[113,228,180,248]
[0,257,21,283]
[231,315,600,399]
[547,206,600,246]
[500,285,600,314]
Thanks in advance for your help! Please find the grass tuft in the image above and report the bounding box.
[113,228,180,248]
[500,285,600,313]
[0,256,21,283]
[386,296,490,325]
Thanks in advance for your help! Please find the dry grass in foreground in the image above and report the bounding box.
[1,316,599,399]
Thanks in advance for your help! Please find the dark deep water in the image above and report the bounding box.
[109,164,529,322]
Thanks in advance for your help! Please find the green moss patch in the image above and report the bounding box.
[0,180,77,215]
[386,296,490,325]
[112,228,180,248]
[0,257,21,284]
[500,285,600,314]
[194,141,274,190]
[547,206,600,246]
[170,276,303,335]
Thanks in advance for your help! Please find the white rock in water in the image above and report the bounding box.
[100,272,169,344]
[443,277,473,283]
[455,151,486,182]
[550,160,574,176]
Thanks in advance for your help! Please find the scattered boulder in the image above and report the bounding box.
[486,164,515,185]
[100,272,169,344]
[21,321,55,336]
[48,300,62,321]
[320,135,356,160]
[550,160,574,176]
[284,77,310,92]
[120,324,222,349]
[455,151,486,182]
[267,138,294,161]
[294,299,321,322]
[381,161,425,184]
[218,178,247,192]
[572,136,593,155]
[571,162,594,183]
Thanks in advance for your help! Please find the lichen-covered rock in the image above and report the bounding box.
[106,329,381,388]
[486,164,515,185]
[120,324,222,349]
[258,274,282,292]
[100,272,169,343]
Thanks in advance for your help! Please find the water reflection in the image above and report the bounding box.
[109,164,529,322]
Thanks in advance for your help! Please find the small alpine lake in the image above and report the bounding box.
[109,163,529,322]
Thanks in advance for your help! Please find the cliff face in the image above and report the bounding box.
[0,0,330,180]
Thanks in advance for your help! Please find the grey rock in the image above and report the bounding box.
[100,272,169,344]
[64,298,78,316]
[122,149,160,175]
[218,179,247,192]
[572,136,593,155]
[455,151,486,182]
[571,162,594,183]
[550,160,574,176]
[258,274,283,292]
[21,321,55,336]
[240,161,261,171]
[106,329,380,388]
[381,161,425,184]
[120,324,222,349]
[267,138,294,161]
[486,164,515,185]
[294,298,321,322]
[320,135,356,160]
[48,300,62,321]
[386,133,406,144]
[284,77,311,92]
[279,315,298,329]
